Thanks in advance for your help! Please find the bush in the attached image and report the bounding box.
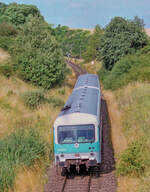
[117,140,146,176]
[97,66,110,82]
[0,22,17,36]
[21,90,45,109]
[99,52,150,90]
[10,17,67,89]
[47,97,64,108]
[0,63,13,78]
[100,17,148,70]
[58,88,65,95]
[0,36,14,50]
[0,129,48,191]
[0,3,42,26]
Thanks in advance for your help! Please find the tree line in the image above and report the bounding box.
[0,2,149,90]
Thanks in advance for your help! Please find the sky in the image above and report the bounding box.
[1,0,150,29]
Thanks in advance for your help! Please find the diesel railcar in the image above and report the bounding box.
[53,74,102,174]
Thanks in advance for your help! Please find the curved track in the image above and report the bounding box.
[44,61,116,192]
[67,60,87,77]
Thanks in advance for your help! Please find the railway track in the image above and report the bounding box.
[61,175,91,192]
[67,60,86,77]
[44,61,116,192]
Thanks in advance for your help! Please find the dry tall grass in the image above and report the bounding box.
[0,49,75,192]
[103,90,127,155]
[0,48,10,62]
[103,89,141,192]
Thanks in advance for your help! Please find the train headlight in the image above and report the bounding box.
[89,152,95,160]
[60,153,65,161]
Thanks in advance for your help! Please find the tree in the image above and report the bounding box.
[53,26,91,58]
[10,17,67,89]
[133,16,145,28]
[100,17,148,70]
[83,24,103,62]
[0,3,43,26]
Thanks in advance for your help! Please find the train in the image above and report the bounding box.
[53,74,102,175]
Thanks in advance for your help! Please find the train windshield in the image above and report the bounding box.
[58,124,95,144]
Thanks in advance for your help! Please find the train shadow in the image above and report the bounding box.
[100,97,116,174]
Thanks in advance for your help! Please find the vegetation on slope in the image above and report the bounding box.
[0,2,42,26]
[99,16,147,70]
[0,129,48,192]
[98,43,150,90]
[0,3,67,89]
[0,58,74,191]
[114,83,150,192]
[93,15,150,192]
[53,25,91,58]
[10,17,67,89]
[83,25,104,62]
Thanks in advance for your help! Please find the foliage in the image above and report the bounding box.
[53,25,91,58]
[21,89,65,109]
[117,140,146,176]
[21,90,45,109]
[0,22,17,36]
[0,3,42,26]
[10,17,67,89]
[83,25,104,62]
[46,97,64,108]
[100,17,148,70]
[98,47,150,90]
[0,36,14,50]
[0,129,48,192]
[0,15,16,50]
[0,22,16,50]
[0,62,13,78]
[116,84,150,189]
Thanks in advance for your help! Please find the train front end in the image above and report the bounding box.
[54,113,101,174]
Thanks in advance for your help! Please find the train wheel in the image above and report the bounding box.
[61,167,67,176]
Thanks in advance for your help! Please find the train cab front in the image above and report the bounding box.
[54,124,101,174]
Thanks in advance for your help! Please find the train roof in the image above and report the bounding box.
[58,74,100,117]
[74,74,99,89]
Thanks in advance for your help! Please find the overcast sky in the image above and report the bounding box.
[1,0,150,28]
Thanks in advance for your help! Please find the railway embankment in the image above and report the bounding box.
[0,49,75,192]
[97,44,150,192]
[81,54,150,192]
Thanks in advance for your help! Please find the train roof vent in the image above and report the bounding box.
[74,102,81,112]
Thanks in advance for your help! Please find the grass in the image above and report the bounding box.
[0,49,75,192]
[113,83,150,192]
[0,129,48,192]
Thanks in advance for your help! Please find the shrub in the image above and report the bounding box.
[0,36,14,50]
[21,90,45,109]
[100,17,147,70]
[99,52,150,90]
[0,3,42,26]
[0,22,17,36]
[0,63,13,78]
[10,17,67,89]
[47,97,64,108]
[117,140,146,176]
[0,129,48,191]
[97,66,110,82]
[58,88,65,95]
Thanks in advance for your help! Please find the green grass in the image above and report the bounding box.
[0,129,49,192]
[21,90,46,109]
[21,90,65,109]
[116,83,150,191]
